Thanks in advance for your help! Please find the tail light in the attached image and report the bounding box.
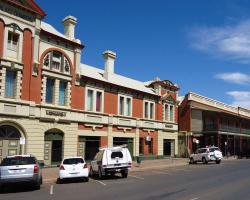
[83,164,88,169]
[34,164,39,173]
[59,165,65,170]
[128,162,132,166]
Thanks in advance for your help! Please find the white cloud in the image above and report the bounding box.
[189,19,250,63]
[227,91,250,108]
[215,72,250,84]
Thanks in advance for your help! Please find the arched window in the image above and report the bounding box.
[43,50,71,75]
[0,125,21,139]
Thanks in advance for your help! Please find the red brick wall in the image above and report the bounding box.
[104,91,117,114]
[133,97,143,118]
[156,103,163,121]
[100,136,108,147]
[21,29,33,101]
[71,85,84,110]
[179,97,191,132]
[0,20,4,58]
[139,130,158,156]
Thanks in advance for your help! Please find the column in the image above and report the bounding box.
[65,81,71,107]
[0,67,6,97]
[107,125,113,148]
[54,79,60,105]
[15,70,22,100]
[41,76,47,103]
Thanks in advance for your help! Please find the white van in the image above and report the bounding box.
[89,145,132,178]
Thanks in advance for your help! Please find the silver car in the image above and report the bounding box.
[0,155,43,191]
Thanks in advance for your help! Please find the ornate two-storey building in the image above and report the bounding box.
[0,0,179,165]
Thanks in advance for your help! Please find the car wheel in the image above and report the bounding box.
[34,181,41,190]
[85,177,89,182]
[189,158,194,164]
[98,167,103,179]
[121,170,128,178]
[216,160,221,164]
[202,157,208,164]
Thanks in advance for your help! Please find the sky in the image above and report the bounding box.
[36,0,250,108]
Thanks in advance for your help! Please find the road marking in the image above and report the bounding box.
[94,179,106,186]
[152,171,171,175]
[129,175,144,180]
[190,197,199,200]
[50,185,53,195]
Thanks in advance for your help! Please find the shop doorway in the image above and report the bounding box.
[78,136,100,161]
[163,139,175,157]
[44,130,64,166]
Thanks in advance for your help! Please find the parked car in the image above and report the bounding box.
[0,155,43,191]
[58,157,89,183]
[189,146,223,164]
[89,145,132,179]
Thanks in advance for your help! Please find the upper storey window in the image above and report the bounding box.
[43,51,71,75]
[7,32,19,52]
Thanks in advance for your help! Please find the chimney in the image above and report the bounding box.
[62,16,77,40]
[103,50,116,80]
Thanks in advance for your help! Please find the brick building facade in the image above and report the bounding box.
[0,0,179,165]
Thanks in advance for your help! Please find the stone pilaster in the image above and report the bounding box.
[54,79,60,105]
[41,76,47,103]
[15,70,22,100]
[0,67,6,97]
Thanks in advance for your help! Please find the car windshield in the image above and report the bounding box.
[209,147,220,152]
[1,156,36,166]
[63,158,84,165]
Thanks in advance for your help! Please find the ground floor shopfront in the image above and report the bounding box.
[187,132,250,156]
[0,116,179,165]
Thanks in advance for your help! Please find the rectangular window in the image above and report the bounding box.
[46,78,54,103]
[96,91,102,112]
[118,95,132,116]
[170,105,174,122]
[119,96,124,115]
[164,104,168,121]
[87,90,94,111]
[144,102,148,118]
[5,70,16,98]
[7,32,19,52]
[144,101,155,119]
[86,88,103,112]
[59,81,67,106]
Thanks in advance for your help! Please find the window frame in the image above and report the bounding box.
[143,100,155,120]
[164,103,175,122]
[45,78,55,104]
[118,94,133,117]
[85,87,104,113]
[5,69,17,99]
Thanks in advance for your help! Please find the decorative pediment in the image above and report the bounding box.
[162,94,176,104]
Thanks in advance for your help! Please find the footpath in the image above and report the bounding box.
[42,157,237,183]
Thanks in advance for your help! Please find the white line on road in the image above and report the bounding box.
[94,179,106,186]
[129,175,144,180]
[152,171,171,175]
[50,185,53,195]
[190,197,199,200]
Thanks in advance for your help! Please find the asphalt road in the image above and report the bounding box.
[1,159,250,200]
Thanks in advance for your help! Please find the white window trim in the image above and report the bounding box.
[3,27,23,62]
[143,100,155,120]
[85,87,104,113]
[164,103,175,122]
[118,94,133,117]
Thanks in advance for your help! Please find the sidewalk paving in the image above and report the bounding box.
[42,157,237,183]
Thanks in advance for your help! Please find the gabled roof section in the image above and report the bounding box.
[5,0,46,17]
[41,21,84,48]
[80,64,158,96]
[148,79,179,91]
[162,94,176,104]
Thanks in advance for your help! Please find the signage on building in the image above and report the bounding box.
[46,110,66,117]
[165,124,173,129]
[0,2,35,22]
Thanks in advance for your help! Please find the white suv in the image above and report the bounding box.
[89,145,132,179]
[190,146,223,164]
